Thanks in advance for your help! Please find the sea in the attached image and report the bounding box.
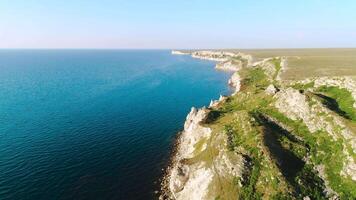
[0,50,231,200]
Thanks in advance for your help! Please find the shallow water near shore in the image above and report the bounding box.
[0,50,231,200]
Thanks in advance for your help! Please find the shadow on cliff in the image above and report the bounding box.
[313,93,351,120]
[252,113,326,198]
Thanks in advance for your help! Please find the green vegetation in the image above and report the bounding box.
[241,67,270,90]
[218,72,355,198]
[177,54,356,199]
[271,58,281,80]
[223,63,353,198]
[238,160,262,200]
[295,164,325,200]
[262,108,356,199]
[291,81,315,91]
[317,86,356,121]
[252,111,326,199]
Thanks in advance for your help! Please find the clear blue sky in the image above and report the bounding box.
[1,0,355,49]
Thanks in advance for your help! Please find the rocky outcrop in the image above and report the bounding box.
[274,88,324,133]
[265,84,277,95]
[168,107,212,199]
[215,60,242,71]
[228,72,241,94]
[274,88,356,181]
[180,107,211,159]
[191,51,233,62]
[294,76,356,108]
[276,57,287,81]
[165,106,245,200]
[209,95,227,108]
[186,50,253,68]
[171,50,189,55]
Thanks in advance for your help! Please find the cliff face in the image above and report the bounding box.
[166,106,246,200]
[162,50,356,200]
[169,107,212,199]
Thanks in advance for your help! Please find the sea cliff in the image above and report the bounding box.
[161,50,356,200]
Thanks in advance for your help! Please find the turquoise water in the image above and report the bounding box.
[0,50,231,200]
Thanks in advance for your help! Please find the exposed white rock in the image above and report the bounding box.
[166,51,250,199]
[228,72,241,94]
[180,107,212,157]
[342,155,356,181]
[265,84,277,95]
[275,87,356,181]
[276,57,287,81]
[167,104,246,199]
[314,165,339,199]
[216,60,242,71]
[213,138,244,179]
[168,107,213,199]
[189,51,253,67]
[171,50,189,55]
[191,51,233,62]
[219,94,227,102]
[209,95,227,108]
[172,166,214,200]
[275,88,329,133]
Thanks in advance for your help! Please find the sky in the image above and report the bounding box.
[0,0,356,49]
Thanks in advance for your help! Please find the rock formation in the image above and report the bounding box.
[162,50,356,200]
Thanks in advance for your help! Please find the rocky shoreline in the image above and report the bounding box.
[160,51,243,199]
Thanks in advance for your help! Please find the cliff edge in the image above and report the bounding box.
[161,50,356,200]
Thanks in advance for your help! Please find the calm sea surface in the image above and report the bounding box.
[0,50,231,200]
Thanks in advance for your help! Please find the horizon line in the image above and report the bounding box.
[1,47,356,50]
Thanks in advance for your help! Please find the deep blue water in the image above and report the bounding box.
[0,50,231,200]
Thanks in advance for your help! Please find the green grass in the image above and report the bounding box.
[271,58,282,80]
[295,164,325,200]
[291,81,315,91]
[262,108,356,199]
[251,111,327,199]
[232,66,355,198]
[317,86,356,121]
[238,159,262,200]
[241,67,270,90]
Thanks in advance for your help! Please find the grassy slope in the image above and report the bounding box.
[196,58,356,199]
[316,86,356,121]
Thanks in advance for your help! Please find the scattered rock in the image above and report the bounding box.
[265,84,277,95]
[228,72,241,94]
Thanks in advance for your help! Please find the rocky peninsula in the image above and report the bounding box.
[161,50,356,200]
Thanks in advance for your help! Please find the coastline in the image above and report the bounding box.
[161,49,356,199]
[159,50,243,199]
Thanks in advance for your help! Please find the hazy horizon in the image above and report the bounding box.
[1,0,356,49]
